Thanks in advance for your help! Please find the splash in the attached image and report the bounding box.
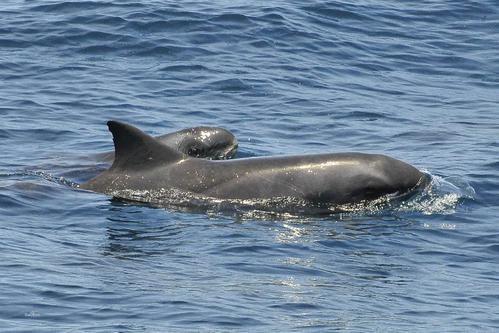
[393,174,475,215]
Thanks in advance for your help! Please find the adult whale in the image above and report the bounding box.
[81,121,429,207]
[95,126,238,163]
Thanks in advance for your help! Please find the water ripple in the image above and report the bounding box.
[1,0,499,331]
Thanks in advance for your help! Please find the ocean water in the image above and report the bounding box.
[1,0,499,331]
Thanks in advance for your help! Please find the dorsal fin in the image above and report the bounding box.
[107,120,184,170]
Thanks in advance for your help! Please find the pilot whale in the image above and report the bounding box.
[81,121,429,207]
[95,126,238,163]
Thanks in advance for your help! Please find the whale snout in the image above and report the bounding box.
[221,141,238,159]
[376,155,429,195]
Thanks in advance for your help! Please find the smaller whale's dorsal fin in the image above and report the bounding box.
[108,120,184,170]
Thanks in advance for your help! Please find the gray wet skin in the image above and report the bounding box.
[81,121,429,205]
[96,126,238,162]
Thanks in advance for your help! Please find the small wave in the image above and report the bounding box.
[208,13,253,27]
[29,1,128,13]
[125,19,206,34]
[207,78,253,92]
[133,45,213,58]
[87,15,128,27]
[158,64,211,73]
[302,5,373,22]
[20,169,80,189]
[0,38,28,48]
[78,44,118,55]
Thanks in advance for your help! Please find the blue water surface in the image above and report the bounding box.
[1,0,499,331]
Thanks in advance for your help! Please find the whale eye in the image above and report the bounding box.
[188,147,200,156]
[361,183,385,199]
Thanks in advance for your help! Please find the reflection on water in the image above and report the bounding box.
[276,223,311,243]
[102,202,182,260]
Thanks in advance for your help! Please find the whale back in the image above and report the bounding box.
[108,120,184,171]
[82,121,428,207]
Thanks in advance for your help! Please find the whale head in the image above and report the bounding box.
[356,154,429,201]
[177,127,238,160]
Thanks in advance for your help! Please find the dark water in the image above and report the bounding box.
[1,1,499,331]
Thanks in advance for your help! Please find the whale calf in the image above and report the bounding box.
[95,126,238,163]
[81,121,429,209]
